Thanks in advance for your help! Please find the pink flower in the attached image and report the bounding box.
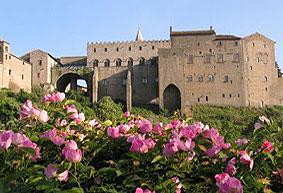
[55,119,67,127]
[123,111,130,118]
[118,124,130,134]
[20,100,49,122]
[31,146,41,162]
[261,140,273,153]
[135,188,155,193]
[41,128,65,146]
[218,177,243,193]
[0,130,13,150]
[70,112,85,124]
[44,164,58,178]
[66,105,78,114]
[43,92,65,102]
[171,120,181,129]
[254,122,263,131]
[12,133,28,146]
[153,122,164,135]
[62,141,83,163]
[239,150,254,170]
[215,173,230,185]
[182,122,204,139]
[225,158,237,176]
[259,116,270,124]
[235,138,249,146]
[57,170,68,181]
[138,119,153,133]
[89,119,98,127]
[129,135,155,154]
[44,164,68,181]
[107,127,120,139]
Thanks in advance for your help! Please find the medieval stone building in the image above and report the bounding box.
[1,27,283,113]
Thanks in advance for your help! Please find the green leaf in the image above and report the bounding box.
[30,176,43,183]
[151,155,163,163]
[61,187,84,193]
[103,120,113,126]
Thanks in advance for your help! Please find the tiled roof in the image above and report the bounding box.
[171,30,216,36]
[214,35,241,40]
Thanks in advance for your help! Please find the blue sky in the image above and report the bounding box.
[1,0,283,67]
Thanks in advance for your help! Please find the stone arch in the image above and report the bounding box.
[163,84,181,111]
[56,72,90,96]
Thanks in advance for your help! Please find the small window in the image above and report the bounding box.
[197,75,204,82]
[217,54,223,63]
[104,48,107,52]
[116,47,119,52]
[233,54,240,63]
[224,75,229,83]
[264,76,268,82]
[238,94,240,98]
[139,46,142,51]
[204,54,211,63]
[39,60,42,66]
[22,74,24,80]
[197,42,200,46]
[229,94,232,98]
[257,57,260,63]
[23,61,25,65]
[9,69,11,75]
[199,51,202,55]
[252,42,255,47]
[152,46,155,50]
[188,54,193,64]
[94,48,96,53]
[9,56,11,59]
[222,94,225,98]
[187,75,193,82]
[5,55,7,60]
[5,46,8,52]
[218,41,222,46]
[205,96,208,102]
[116,58,122,67]
[139,58,145,65]
[265,87,268,91]
[128,58,133,67]
[37,73,40,78]
[250,66,253,70]
[209,49,212,52]
[93,59,99,67]
[197,98,200,102]
[129,47,131,51]
[235,41,238,46]
[208,75,214,82]
[104,59,110,67]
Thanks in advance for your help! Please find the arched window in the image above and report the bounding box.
[94,48,96,53]
[187,75,193,82]
[208,74,214,82]
[104,59,110,67]
[116,58,122,67]
[128,58,133,67]
[93,59,99,67]
[197,75,203,82]
[139,57,145,65]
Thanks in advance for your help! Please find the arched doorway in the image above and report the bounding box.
[163,84,181,111]
[56,73,89,96]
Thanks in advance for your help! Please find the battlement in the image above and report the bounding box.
[87,39,170,47]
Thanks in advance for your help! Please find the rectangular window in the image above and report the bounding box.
[22,74,24,80]
[233,54,240,63]
[39,60,43,66]
[5,55,7,60]
[224,75,229,83]
[188,54,193,64]
[37,73,40,78]
[9,69,11,75]
[217,54,224,63]
[204,54,211,63]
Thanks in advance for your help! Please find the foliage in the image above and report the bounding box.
[0,91,282,192]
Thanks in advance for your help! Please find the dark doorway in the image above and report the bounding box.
[163,84,181,111]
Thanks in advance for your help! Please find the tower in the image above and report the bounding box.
[135,28,144,41]
[0,39,10,64]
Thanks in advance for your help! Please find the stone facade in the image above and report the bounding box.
[0,40,32,92]
[21,49,59,89]
[158,28,281,113]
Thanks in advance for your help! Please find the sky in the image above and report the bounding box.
[1,0,283,67]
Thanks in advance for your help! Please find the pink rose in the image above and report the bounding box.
[218,177,243,193]
[239,150,254,170]
[123,111,130,118]
[0,130,13,150]
[138,119,153,133]
[261,140,273,153]
[235,138,249,146]
[107,127,120,139]
[62,141,83,163]
[43,92,65,102]
[44,164,68,181]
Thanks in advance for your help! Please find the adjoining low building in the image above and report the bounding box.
[0,39,32,92]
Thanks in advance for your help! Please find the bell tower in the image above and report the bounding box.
[0,39,10,64]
